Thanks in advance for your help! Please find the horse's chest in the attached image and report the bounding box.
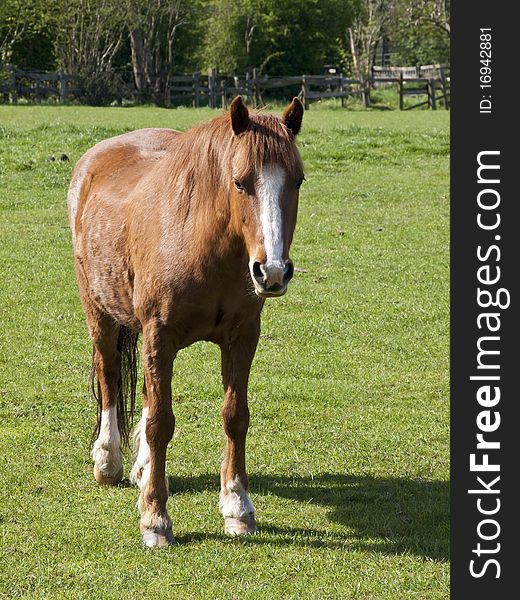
[167,297,259,347]
[144,274,259,346]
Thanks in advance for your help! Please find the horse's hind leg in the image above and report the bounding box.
[219,317,260,535]
[89,315,123,486]
[130,381,150,489]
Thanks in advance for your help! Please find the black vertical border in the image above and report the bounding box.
[451,2,518,597]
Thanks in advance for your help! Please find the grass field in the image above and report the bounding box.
[0,104,449,599]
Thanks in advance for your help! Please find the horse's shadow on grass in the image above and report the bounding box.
[167,472,449,561]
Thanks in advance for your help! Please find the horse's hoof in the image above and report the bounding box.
[93,464,123,486]
[141,526,177,547]
[224,515,258,536]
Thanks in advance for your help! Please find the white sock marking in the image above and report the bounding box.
[219,475,255,518]
[92,406,122,477]
[130,407,150,490]
[132,407,171,530]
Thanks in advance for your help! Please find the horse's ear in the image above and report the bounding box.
[282,97,304,136]
[230,96,250,135]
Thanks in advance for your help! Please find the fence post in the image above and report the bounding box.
[58,71,67,104]
[208,67,213,108]
[8,66,17,104]
[245,71,251,104]
[440,67,448,109]
[208,67,218,108]
[429,78,437,110]
[339,72,346,108]
[193,71,200,108]
[252,68,260,106]
[362,79,370,108]
[221,79,227,109]
[164,74,171,108]
[214,67,219,108]
[116,73,123,106]
[399,73,404,110]
[251,72,256,105]
[301,75,309,110]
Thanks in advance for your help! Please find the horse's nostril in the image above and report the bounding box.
[283,261,294,284]
[252,261,264,283]
[252,260,293,290]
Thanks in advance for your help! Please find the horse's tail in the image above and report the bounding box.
[90,326,139,450]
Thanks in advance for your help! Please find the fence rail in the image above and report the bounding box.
[372,63,450,110]
[1,64,450,110]
[0,67,81,103]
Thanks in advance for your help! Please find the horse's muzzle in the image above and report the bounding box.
[251,259,294,297]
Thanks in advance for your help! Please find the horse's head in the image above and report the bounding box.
[228,96,304,298]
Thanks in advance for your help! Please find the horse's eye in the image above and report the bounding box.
[234,179,245,192]
[296,176,306,189]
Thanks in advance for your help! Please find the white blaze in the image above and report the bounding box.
[258,165,286,267]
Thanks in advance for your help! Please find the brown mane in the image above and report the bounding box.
[163,112,304,192]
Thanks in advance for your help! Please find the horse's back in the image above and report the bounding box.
[68,128,179,241]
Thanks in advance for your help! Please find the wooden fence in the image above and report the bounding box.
[0,66,81,103]
[161,68,367,110]
[1,64,449,110]
[372,64,450,110]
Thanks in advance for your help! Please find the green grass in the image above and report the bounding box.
[0,105,449,599]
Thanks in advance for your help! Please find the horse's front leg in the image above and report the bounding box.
[219,317,260,535]
[138,321,176,547]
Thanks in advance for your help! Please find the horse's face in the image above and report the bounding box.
[229,97,304,298]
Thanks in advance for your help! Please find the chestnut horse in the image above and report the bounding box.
[68,97,304,546]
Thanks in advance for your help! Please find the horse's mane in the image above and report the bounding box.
[163,111,304,193]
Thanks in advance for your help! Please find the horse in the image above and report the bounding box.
[67,96,305,547]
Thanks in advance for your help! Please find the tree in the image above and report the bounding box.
[51,0,126,104]
[385,0,450,66]
[347,0,394,88]
[201,0,355,76]
[406,0,450,37]
[126,0,193,105]
[264,0,354,75]
[0,0,47,64]
[200,0,271,74]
